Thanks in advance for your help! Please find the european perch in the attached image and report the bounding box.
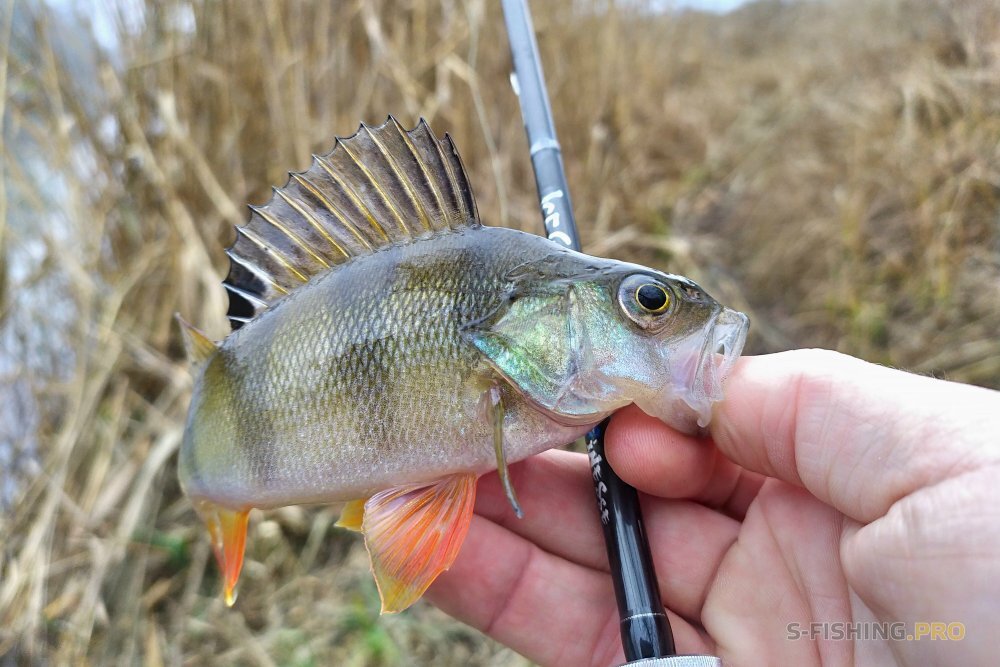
[178,117,749,612]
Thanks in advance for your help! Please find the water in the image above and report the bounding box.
[0,2,96,507]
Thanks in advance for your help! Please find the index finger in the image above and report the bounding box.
[710,349,1000,522]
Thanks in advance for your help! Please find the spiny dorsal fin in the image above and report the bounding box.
[176,314,218,370]
[224,116,480,330]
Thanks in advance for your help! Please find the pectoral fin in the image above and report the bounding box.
[362,473,477,613]
[487,385,523,519]
[195,501,250,607]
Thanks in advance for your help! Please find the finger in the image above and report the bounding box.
[639,497,739,622]
[711,349,1000,522]
[712,467,767,519]
[605,406,766,518]
[426,514,715,667]
[475,449,608,571]
[605,405,716,497]
[476,451,742,622]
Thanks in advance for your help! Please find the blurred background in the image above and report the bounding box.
[2,0,999,664]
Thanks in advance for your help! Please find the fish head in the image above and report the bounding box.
[469,256,749,434]
[584,268,749,434]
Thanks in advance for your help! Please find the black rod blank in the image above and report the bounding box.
[501,0,580,250]
[500,1,675,661]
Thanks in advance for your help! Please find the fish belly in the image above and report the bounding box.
[180,228,595,509]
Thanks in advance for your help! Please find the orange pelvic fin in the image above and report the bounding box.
[195,501,250,606]
[335,499,367,532]
[362,473,478,614]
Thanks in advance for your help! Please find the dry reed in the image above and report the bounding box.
[1,0,998,665]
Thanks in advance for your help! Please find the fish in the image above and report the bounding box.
[177,117,749,613]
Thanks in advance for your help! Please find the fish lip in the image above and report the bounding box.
[684,307,750,427]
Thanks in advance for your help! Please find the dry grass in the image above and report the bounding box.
[1,0,998,664]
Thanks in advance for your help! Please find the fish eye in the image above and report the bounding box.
[635,283,670,313]
[618,274,674,329]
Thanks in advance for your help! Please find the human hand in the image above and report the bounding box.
[426,349,1000,666]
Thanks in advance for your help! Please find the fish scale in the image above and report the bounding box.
[187,229,548,505]
[178,118,749,612]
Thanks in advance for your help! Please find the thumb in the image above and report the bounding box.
[710,349,1000,522]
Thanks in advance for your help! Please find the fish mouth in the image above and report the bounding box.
[680,307,749,429]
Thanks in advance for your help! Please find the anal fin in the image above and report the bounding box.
[195,501,249,607]
[362,473,478,613]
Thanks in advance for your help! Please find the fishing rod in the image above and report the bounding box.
[500,2,722,666]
